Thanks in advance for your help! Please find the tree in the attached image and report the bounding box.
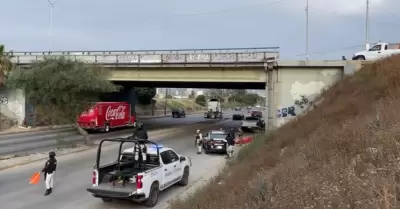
[188,90,195,99]
[241,93,259,106]
[5,57,120,144]
[135,87,156,105]
[0,45,15,86]
[195,95,206,106]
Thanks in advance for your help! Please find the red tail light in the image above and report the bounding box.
[136,175,143,189]
[92,171,97,184]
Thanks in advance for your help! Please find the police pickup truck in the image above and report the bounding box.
[87,138,192,207]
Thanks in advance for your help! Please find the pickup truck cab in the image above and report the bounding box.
[352,42,400,61]
[87,138,192,207]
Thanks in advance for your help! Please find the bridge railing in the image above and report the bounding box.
[8,47,279,64]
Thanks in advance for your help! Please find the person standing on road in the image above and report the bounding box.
[236,128,243,146]
[225,128,236,158]
[195,129,203,154]
[42,151,57,196]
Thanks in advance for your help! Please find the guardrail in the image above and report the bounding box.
[136,108,206,117]
[8,47,280,65]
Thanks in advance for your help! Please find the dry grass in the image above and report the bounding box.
[170,55,400,209]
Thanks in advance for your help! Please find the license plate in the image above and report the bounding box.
[216,146,222,149]
[248,126,252,128]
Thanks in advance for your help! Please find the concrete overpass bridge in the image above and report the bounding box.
[9,47,369,128]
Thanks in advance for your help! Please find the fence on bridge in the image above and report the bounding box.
[8,47,280,65]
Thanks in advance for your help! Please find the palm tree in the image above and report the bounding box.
[0,45,15,86]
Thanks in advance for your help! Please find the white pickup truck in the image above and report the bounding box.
[241,116,263,132]
[352,42,400,61]
[87,138,192,207]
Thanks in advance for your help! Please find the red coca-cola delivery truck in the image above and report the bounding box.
[77,102,136,132]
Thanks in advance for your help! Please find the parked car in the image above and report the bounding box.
[172,108,186,118]
[232,112,244,120]
[241,116,263,132]
[251,110,262,118]
[202,130,228,154]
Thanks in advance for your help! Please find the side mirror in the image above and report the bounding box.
[179,156,186,162]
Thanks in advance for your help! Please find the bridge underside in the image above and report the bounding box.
[113,81,265,90]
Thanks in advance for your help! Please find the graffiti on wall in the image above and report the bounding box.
[277,106,296,118]
[0,96,8,105]
[277,95,313,118]
[294,95,312,109]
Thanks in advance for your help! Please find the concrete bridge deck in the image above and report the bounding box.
[9,47,280,66]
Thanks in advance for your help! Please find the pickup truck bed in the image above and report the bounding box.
[88,182,136,193]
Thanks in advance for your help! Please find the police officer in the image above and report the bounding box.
[132,122,148,167]
[42,151,57,196]
[195,129,203,154]
[132,121,148,140]
[225,128,236,158]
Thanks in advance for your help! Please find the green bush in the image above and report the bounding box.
[195,95,206,106]
[135,87,156,105]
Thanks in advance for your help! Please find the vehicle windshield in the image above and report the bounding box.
[245,117,259,121]
[209,134,227,139]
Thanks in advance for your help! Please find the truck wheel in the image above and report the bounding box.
[104,124,110,133]
[101,198,112,202]
[144,182,160,207]
[355,55,365,60]
[177,167,189,186]
[173,113,178,118]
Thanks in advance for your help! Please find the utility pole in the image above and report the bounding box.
[365,0,370,50]
[305,0,309,60]
[48,0,57,51]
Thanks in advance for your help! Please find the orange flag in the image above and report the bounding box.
[29,172,41,185]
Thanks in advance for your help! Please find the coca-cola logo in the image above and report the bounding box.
[105,106,126,120]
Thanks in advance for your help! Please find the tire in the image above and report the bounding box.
[104,124,110,133]
[144,182,160,207]
[355,55,365,60]
[101,198,112,202]
[173,113,178,118]
[177,167,189,186]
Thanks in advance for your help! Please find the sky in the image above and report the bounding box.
[2,0,400,60]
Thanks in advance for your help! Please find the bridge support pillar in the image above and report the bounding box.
[264,58,278,133]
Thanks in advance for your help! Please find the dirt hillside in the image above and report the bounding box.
[171,55,400,209]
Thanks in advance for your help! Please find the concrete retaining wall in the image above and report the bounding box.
[0,88,25,125]
[271,68,342,127]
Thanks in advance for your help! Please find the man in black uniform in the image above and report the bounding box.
[225,128,236,158]
[132,121,148,140]
[132,122,148,169]
[42,151,57,196]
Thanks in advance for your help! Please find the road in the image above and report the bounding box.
[0,113,210,156]
[0,118,239,209]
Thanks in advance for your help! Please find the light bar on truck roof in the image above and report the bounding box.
[148,144,164,149]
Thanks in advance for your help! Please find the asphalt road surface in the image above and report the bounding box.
[0,113,217,156]
[0,119,240,209]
